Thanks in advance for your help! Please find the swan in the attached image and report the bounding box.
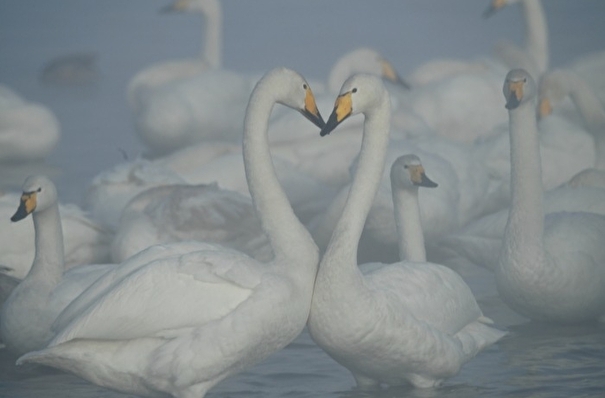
[0,191,112,280]
[495,69,605,323]
[484,0,548,79]
[307,74,505,389]
[0,176,116,355]
[127,0,222,110]
[0,84,60,163]
[111,182,272,263]
[538,68,605,187]
[18,67,325,398]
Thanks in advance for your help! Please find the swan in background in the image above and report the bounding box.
[307,74,505,390]
[0,191,112,280]
[0,176,115,355]
[538,68,605,187]
[569,50,605,105]
[127,0,222,110]
[0,84,60,163]
[111,183,272,263]
[496,69,605,323]
[484,0,548,79]
[18,68,325,398]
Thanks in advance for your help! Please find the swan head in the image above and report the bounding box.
[483,0,519,18]
[320,73,387,136]
[537,69,571,119]
[390,154,438,190]
[503,69,536,110]
[161,0,220,15]
[11,175,58,222]
[328,48,410,94]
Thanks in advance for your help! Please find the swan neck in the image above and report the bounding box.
[392,185,426,262]
[522,0,549,75]
[201,2,222,68]
[323,94,391,268]
[27,202,65,282]
[243,80,317,265]
[504,98,544,262]
[566,72,605,133]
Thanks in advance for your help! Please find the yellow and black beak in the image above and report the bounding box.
[381,59,411,90]
[299,86,325,129]
[483,0,507,18]
[505,80,525,110]
[320,91,353,137]
[11,192,37,222]
[160,0,188,13]
[409,165,438,188]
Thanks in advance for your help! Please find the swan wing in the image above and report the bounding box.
[362,262,483,335]
[51,248,262,346]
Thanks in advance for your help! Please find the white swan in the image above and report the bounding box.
[496,69,605,323]
[538,68,605,187]
[18,67,324,398]
[0,191,112,279]
[0,84,60,163]
[111,182,272,263]
[127,0,222,110]
[484,0,548,79]
[307,74,505,389]
[0,176,115,355]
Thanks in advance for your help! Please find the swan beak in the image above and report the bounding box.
[300,87,325,129]
[505,81,524,110]
[320,92,353,137]
[483,0,507,18]
[410,166,438,188]
[11,192,37,222]
[160,0,188,13]
[381,59,411,90]
[538,98,553,118]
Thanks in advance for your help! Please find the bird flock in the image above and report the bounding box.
[1,0,605,397]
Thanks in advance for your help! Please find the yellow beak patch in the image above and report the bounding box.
[538,98,553,118]
[334,92,353,123]
[305,87,319,118]
[22,192,37,214]
[409,165,425,185]
[509,81,525,102]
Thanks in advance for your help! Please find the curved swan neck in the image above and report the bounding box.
[243,77,317,264]
[27,202,65,282]
[392,185,426,262]
[201,0,222,69]
[504,95,544,264]
[522,0,548,75]
[323,93,391,267]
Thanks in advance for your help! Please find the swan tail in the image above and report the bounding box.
[455,320,507,362]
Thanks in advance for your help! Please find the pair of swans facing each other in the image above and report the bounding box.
[16,71,503,395]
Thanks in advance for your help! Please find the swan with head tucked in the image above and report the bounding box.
[18,67,325,398]
[496,69,605,323]
[538,68,605,188]
[127,0,222,110]
[110,182,272,263]
[0,84,60,163]
[307,74,505,389]
[0,176,115,355]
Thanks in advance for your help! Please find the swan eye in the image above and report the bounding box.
[403,165,409,169]
[523,78,527,83]
[303,84,308,90]
[352,88,358,93]
[37,187,42,192]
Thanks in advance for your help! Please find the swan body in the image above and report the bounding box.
[307,74,505,389]
[0,84,60,163]
[496,69,605,323]
[128,0,222,110]
[0,176,115,355]
[18,68,324,398]
[111,183,272,263]
[0,192,112,279]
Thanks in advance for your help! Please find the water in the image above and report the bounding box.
[1,1,605,397]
